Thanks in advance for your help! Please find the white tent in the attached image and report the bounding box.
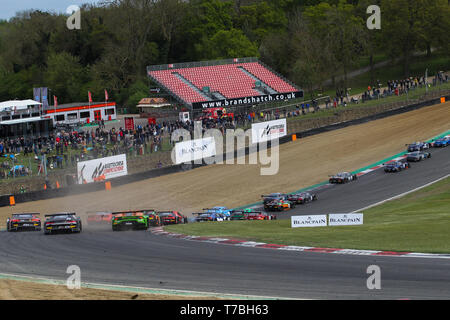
[0,100,42,112]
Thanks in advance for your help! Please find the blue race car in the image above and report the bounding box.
[384,160,410,172]
[202,207,232,219]
[432,137,450,148]
[192,212,228,222]
[406,142,430,152]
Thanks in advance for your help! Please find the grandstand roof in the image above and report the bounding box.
[0,99,42,112]
[147,58,302,109]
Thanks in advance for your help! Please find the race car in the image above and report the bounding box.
[329,172,357,184]
[202,207,232,219]
[140,210,161,226]
[384,160,410,172]
[286,192,318,204]
[6,213,41,232]
[111,211,150,231]
[261,193,287,205]
[264,199,293,212]
[246,211,277,221]
[432,137,450,148]
[192,212,228,222]
[406,142,430,152]
[406,151,431,162]
[86,211,113,225]
[157,211,187,225]
[44,213,82,235]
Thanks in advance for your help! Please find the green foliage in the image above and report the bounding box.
[0,0,448,108]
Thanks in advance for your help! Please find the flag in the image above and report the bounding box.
[105,89,109,102]
[88,91,93,103]
[54,96,58,108]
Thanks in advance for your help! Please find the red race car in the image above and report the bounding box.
[157,211,188,225]
[246,211,277,221]
[86,211,113,225]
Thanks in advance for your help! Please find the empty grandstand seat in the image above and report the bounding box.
[148,60,298,105]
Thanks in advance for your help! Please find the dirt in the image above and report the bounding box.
[0,279,221,300]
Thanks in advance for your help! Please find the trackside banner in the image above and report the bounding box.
[291,215,327,228]
[77,154,127,184]
[251,119,287,143]
[329,213,364,226]
[192,91,303,110]
[174,137,216,164]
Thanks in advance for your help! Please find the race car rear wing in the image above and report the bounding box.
[13,212,40,215]
[192,212,207,216]
[231,210,261,215]
[45,213,76,217]
[111,210,152,215]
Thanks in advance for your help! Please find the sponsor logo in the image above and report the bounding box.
[291,215,327,228]
[193,91,303,110]
[329,213,364,226]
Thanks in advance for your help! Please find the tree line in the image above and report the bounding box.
[0,0,448,111]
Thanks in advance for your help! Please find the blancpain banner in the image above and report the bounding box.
[77,154,127,184]
[251,119,287,143]
[329,213,364,226]
[291,215,327,228]
[174,137,216,164]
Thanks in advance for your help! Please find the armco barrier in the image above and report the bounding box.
[0,94,448,207]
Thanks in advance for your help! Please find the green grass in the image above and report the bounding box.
[166,177,450,253]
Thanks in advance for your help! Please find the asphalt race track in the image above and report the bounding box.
[0,147,449,299]
[266,144,450,219]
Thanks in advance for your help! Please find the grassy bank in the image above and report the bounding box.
[166,177,450,253]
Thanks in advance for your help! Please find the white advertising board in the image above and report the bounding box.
[174,137,216,164]
[291,215,327,228]
[329,213,364,226]
[77,154,127,184]
[251,119,287,143]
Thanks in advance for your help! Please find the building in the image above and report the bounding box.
[0,100,117,138]
[0,100,53,138]
[44,102,117,125]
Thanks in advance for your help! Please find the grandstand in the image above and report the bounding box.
[147,57,303,110]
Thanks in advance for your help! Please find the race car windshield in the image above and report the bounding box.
[13,214,34,218]
[50,215,74,219]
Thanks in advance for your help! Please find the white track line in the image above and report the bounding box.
[352,173,450,212]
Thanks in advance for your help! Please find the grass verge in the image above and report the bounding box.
[166,177,450,253]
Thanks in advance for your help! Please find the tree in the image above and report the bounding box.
[45,52,86,103]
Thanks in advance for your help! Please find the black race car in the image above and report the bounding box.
[286,192,318,204]
[261,193,287,205]
[406,151,431,162]
[384,160,410,172]
[6,213,41,232]
[264,199,294,211]
[44,213,82,235]
[329,172,357,184]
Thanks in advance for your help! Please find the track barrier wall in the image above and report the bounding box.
[0,94,448,207]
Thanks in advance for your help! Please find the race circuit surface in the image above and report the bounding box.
[265,144,450,219]
[0,147,449,299]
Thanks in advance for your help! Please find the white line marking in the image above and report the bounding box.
[0,272,302,300]
[352,174,450,212]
